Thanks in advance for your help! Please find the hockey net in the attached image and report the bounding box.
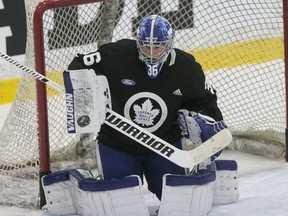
[0,0,285,207]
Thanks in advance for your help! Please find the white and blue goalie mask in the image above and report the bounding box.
[136,15,175,79]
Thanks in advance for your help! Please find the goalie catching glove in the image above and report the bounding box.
[178,109,227,161]
[63,69,111,134]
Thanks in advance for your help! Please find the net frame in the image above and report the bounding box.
[284,0,288,162]
[33,0,100,181]
[32,0,102,206]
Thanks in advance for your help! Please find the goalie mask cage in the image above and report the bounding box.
[0,0,286,208]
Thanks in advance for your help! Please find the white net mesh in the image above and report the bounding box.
[0,0,285,207]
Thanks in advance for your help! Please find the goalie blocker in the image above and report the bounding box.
[63,69,111,134]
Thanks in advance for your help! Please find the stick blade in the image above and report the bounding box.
[189,128,233,166]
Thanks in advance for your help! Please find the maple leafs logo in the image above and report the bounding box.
[133,99,160,126]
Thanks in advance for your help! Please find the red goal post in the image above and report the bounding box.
[284,0,288,162]
[33,0,103,206]
[0,0,286,208]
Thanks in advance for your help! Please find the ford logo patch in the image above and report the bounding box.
[121,79,135,86]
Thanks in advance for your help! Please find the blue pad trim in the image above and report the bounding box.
[42,170,71,186]
[215,160,237,171]
[43,169,141,192]
[69,170,140,192]
[165,170,215,187]
[80,177,140,192]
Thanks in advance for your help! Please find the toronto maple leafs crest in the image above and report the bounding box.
[133,99,160,126]
[124,92,168,132]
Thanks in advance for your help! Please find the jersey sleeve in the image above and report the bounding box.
[67,45,109,75]
[67,53,88,70]
[68,39,135,75]
[182,61,223,121]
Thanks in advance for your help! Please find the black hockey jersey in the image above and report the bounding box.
[68,39,223,154]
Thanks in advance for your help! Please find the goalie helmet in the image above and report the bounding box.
[136,15,175,79]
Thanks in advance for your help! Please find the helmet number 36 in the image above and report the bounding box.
[147,64,159,77]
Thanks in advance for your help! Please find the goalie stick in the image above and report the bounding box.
[0,51,232,169]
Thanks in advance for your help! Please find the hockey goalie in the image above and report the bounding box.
[41,15,238,216]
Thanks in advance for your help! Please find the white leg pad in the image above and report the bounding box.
[213,160,239,204]
[69,170,149,216]
[41,170,78,215]
[158,171,215,216]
